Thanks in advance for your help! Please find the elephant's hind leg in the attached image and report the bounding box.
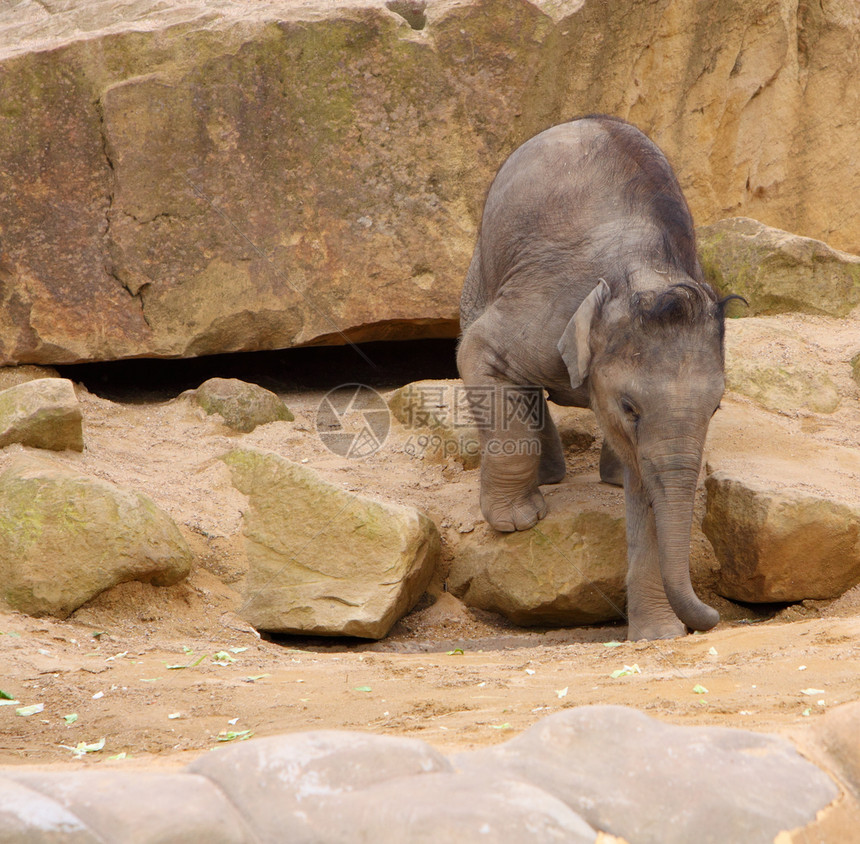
[537,397,566,485]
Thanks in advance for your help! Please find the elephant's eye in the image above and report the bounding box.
[620,397,640,423]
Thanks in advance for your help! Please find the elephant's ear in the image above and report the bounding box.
[557,278,611,389]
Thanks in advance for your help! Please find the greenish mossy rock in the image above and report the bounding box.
[703,470,860,603]
[723,320,840,414]
[188,377,293,433]
[0,377,83,451]
[448,495,627,625]
[0,454,192,617]
[223,447,440,638]
[698,217,860,317]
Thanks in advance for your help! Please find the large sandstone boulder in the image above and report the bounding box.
[698,217,860,316]
[723,320,840,414]
[223,447,440,638]
[703,470,860,603]
[455,706,839,844]
[184,377,293,432]
[3,1,860,364]
[0,377,84,451]
[448,478,627,625]
[0,454,192,617]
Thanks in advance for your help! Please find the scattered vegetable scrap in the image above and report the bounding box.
[610,664,641,679]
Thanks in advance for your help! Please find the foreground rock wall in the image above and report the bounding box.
[1,0,859,364]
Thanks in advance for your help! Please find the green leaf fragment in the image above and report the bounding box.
[245,674,270,682]
[692,684,709,695]
[216,730,254,742]
[610,664,642,679]
[603,641,623,648]
[0,689,14,700]
[354,686,372,692]
[213,651,237,665]
[61,738,106,758]
[16,703,44,716]
[229,647,248,654]
[489,723,512,730]
[108,752,127,761]
[64,713,78,725]
[446,648,465,655]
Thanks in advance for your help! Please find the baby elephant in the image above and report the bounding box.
[457,115,737,640]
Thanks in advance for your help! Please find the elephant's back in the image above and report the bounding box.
[476,116,699,303]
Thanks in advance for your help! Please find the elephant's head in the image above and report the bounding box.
[559,277,733,632]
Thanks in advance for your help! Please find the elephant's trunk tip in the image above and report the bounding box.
[667,589,720,632]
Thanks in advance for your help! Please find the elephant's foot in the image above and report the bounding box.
[599,441,624,487]
[481,487,547,532]
[626,613,686,641]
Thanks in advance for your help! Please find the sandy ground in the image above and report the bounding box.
[1,323,860,772]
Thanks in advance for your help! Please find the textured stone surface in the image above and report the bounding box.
[0,708,845,843]
[189,731,457,843]
[186,377,293,432]
[2,1,860,364]
[0,454,192,617]
[224,447,440,637]
[0,378,83,451]
[448,479,627,625]
[7,771,251,844]
[699,217,860,317]
[0,776,101,843]
[388,379,480,469]
[723,320,841,414]
[703,470,860,603]
[806,702,860,803]
[456,706,839,844]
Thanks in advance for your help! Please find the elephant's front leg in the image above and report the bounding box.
[458,321,547,532]
[470,383,546,532]
[624,467,686,640]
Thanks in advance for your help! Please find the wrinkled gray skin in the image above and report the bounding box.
[457,116,728,640]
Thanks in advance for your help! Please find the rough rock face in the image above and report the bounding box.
[0,377,84,451]
[703,470,860,603]
[698,217,860,316]
[0,706,841,843]
[224,447,440,638]
[456,706,839,844]
[3,0,860,364]
[448,479,627,625]
[388,379,481,469]
[0,454,192,617]
[185,377,293,432]
[723,320,840,414]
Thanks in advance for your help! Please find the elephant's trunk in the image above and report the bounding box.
[644,444,719,632]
